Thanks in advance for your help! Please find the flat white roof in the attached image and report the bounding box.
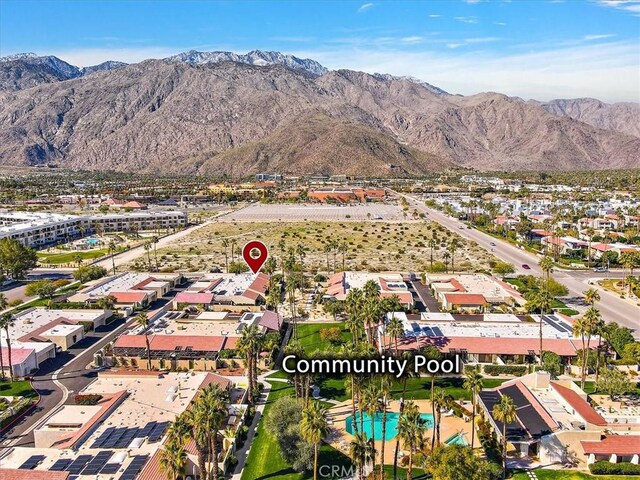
[5,307,106,340]
[41,324,84,337]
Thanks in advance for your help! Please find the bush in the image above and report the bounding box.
[319,327,342,344]
[589,461,640,475]
[74,394,103,405]
[483,365,527,376]
[73,265,108,283]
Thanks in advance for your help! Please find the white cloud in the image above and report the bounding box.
[292,40,640,102]
[463,0,483,3]
[596,0,640,13]
[494,21,507,26]
[428,14,442,18]
[583,34,616,40]
[401,36,425,44]
[454,16,479,23]
[358,3,375,13]
[464,37,501,44]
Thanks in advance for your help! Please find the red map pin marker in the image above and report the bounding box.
[242,240,269,274]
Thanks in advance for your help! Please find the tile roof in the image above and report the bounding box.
[0,470,68,480]
[443,293,487,305]
[111,291,149,303]
[581,435,640,456]
[198,372,231,391]
[150,335,226,352]
[1,347,35,366]
[257,310,282,331]
[551,382,607,426]
[395,336,577,356]
[136,449,162,480]
[174,291,215,304]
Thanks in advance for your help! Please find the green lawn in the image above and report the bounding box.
[512,469,638,479]
[577,380,640,396]
[271,371,506,403]
[241,382,353,480]
[37,248,109,264]
[296,322,352,353]
[0,380,37,398]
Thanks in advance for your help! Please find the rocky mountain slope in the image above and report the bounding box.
[0,55,638,175]
[532,98,640,139]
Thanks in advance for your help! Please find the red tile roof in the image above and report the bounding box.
[115,334,227,352]
[380,291,413,305]
[0,471,69,480]
[551,382,607,426]
[111,291,148,304]
[223,336,239,350]
[136,449,161,480]
[174,291,214,304]
[328,272,345,286]
[581,435,640,455]
[1,347,35,366]
[443,293,487,306]
[257,310,282,331]
[396,336,578,356]
[199,372,231,391]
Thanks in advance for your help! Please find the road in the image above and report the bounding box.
[396,191,639,335]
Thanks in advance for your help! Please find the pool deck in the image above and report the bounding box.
[326,399,475,465]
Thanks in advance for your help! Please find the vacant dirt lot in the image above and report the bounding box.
[134,217,496,274]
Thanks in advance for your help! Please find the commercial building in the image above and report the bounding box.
[174,272,271,308]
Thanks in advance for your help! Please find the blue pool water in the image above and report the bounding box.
[345,412,434,441]
[445,432,468,446]
[86,238,100,245]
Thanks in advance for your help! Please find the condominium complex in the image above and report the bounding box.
[0,210,188,247]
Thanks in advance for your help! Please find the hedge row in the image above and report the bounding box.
[483,365,527,376]
[589,461,640,475]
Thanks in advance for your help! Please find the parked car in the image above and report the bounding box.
[522,264,531,270]
[593,266,608,272]
[490,242,496,246]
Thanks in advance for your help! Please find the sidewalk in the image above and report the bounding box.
[231,377,271,480]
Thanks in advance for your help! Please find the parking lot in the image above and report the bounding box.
[218,202,409,222]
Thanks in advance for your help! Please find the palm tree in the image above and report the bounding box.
[378,375,392,480]
[447,238,461,274]
[432,387,452,446]
[199,384,229,480]
[428,238,436,269]
[0,313,15,381]
[584,288,600,307]
[135,313,152,370]
[143,241,153,270]
[574,307,600,391]
[221,239,230,272]
[323,243,332,273]
[392,351,416,480]
[286,279,299,340]
[152,235,159,270]
[0,294,6,381]
[266,286,281,314]
[301,401,330,480]
[493,395,517,480]
[361,383,381,475]
[159,440,187,480]
[350,432,373,480]
[422,345,442,450]
[396,401,428,480]
[539,256,554,281]
[339,240,349,271]
[584,288,604,384]
[463,370,483,449]
[108,240,117,275]
[237,324,263,406]
[386,314,405,355]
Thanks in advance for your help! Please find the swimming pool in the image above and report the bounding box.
[444,432,469,446]
[345,412,434,441]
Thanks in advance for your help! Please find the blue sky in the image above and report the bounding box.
[1,0,639,101]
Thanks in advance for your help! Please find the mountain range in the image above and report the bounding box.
[0,50,638,176]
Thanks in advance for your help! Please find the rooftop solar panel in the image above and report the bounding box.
[91,426,115,448]
[118,455,149,480]
[431,326,443,336]
[50,459,72,472]
[83,450,114,475]
[19,455,46,469]
[148,422,169,442]
[100,463,121,475]
[136,421,156,438]
[66,455,92,474]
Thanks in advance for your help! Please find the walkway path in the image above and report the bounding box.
[230,377,271,480]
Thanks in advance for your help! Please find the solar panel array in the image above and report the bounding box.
[543,315,572,333]
[50,459,72,472]
[90,421,169,449]
[19,455,46,469]
[82,450,114,475]
[67,455,93,474]
[119,455,149,480]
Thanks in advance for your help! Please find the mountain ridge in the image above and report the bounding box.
[0,53,638,176]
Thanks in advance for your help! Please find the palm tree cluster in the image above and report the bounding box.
[161,384,230,480]
[573,288,605,391]
[236,324,264,407]
[0,294,15,382]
